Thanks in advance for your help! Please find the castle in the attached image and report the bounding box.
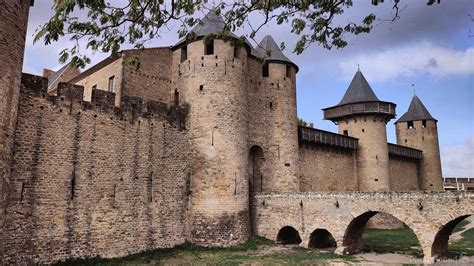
[2,2,468,265]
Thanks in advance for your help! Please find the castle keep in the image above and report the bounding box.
[1,3,471,264]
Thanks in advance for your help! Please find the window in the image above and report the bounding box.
[108,76,115,92]
[92,84,97,91]
[234,46,239,58]
[422,120,427,128]
[181,46,188,62]
[343,130,348,136]
[407,121,414,129]
[174,89,179,106]
[286,65,292,78]
[362,128,365,133]
[205,39,214,55]
[262,63,269,77]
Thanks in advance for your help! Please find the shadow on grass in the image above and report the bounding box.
[53,236,355,265]
[362,226,424,258]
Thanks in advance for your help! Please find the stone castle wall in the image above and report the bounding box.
[298,145,358,191]
[389,156,420,191]
[0,1,31,265]
[122,48,173,104]
[3,74,190,264]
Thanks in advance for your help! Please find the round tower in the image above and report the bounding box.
[395,95,443,190]
[172,10,252,246]
[0,0,32,264]
[256,35,299,192]
[323,70,396,191]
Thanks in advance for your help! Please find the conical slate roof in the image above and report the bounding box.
[396,95,437,123]
[174,10,239,47]
[338,70,379,106]
[257,35,296,67]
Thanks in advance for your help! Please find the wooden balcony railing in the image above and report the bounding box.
[323,101,396,120]
[299,126,359,150]
[388,143,422,159]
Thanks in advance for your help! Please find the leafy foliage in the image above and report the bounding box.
[35,0,441,67]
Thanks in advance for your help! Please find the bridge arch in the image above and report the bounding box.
[308,228,337,249]
[341,210,424,256]
[276,226,302,245]
[431,214,472,261]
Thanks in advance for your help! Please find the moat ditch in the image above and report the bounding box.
[54,218,474,265]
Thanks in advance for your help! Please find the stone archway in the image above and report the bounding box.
[276,226,302,245]
[342,211,422,256]
[431,214,472,261]
[248,145,265,193]
[308,229,337,250]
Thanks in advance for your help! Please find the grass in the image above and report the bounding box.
[53,236,355,265]
[362,226,423,258]
[449,228,474,258]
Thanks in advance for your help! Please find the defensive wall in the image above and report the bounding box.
[3,74,190,264]
[252,191,474,263]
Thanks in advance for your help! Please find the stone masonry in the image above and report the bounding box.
[0,6,468,265]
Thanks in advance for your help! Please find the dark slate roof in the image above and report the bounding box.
[174,10,239,47]
[48,63,70,87]
[396,95,437,123]
[337,70,379,106]
[256,35,296,68]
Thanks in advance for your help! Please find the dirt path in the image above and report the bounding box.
[451,216,474,241]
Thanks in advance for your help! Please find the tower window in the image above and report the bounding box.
[407,121,414,129]
[286,65,292,78]
[205,39,214,55]
[422,120,427,128]
[174,89,179,106]
[343,130,348,136]
[181,46,188,62]
[108,76,115,92]
[362,129,365,133]
[262,63,269,77]
[269,102,273,109]
[234,46,239,59]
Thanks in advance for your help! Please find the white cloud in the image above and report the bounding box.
[339,42,474,82]
[441,135,474,177]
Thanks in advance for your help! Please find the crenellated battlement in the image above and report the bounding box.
[177,55,246,78]
[20,73,188,129]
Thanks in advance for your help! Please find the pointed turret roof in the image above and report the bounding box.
[396,95,437,123]
[322,69,396,121]
[174,10,239,47]
[338,70,379,106]
[256,35,296,67]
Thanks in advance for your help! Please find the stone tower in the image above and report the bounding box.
[256,35,299,192]
[395,95,443,190]
[0,0,32,264]
[323,70,396,191]
[171,10,252,246]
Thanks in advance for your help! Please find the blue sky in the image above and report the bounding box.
[23,1,473,177]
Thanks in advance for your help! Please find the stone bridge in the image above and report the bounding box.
[251,192,474,263]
